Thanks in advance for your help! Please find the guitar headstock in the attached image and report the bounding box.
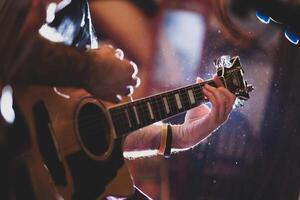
[214,56,253,104]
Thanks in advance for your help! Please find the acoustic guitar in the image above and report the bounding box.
[9,56,253,199]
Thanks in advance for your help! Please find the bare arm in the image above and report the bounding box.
[123,77,236,158]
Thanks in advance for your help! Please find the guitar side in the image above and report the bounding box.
[10,85,134,200]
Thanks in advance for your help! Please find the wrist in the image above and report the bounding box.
[158,124,172,158]
[171,124,188,149]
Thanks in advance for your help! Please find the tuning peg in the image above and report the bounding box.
[234,99,244,108]
[246,83,254,93]
[214,55,232,69]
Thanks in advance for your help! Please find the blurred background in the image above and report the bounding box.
[89,0,300,199]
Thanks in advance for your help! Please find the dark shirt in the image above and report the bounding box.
[0,0,32,84]
[0,0,97,85]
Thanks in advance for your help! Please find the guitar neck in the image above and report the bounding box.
[109,79,217,137]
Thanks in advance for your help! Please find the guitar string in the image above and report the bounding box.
[74,91,208,135]
[66,75,229,132]
[73,87,206,125]
[70,73,232,123]
[57,74,237,134]
[65,74,229,128]
[107,78,219,118]
[71,82,205,123]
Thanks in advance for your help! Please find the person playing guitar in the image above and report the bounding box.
[0,0,240,199]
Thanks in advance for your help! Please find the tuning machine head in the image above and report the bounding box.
[214,55,253,102]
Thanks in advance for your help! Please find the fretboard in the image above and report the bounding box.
[109,79,217,137]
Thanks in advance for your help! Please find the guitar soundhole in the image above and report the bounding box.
[78,103,110,157]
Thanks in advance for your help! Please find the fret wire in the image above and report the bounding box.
[136,99,149,127]
[153,95,164,120]
[135,101,144,127]
[118,106,132,134]
[110,107,127,135]
[159,94,169,117]
[127,102,139,129]
[151,96,159,120]
[166,92,178,115]
[180,89,192,109]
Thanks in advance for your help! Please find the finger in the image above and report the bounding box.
[196,77,204,83]
[202,86,219,122]
[127,74,138,88]
[219,87,236,115]
[134,77,141,88]
[219,87,236,103]
[130,61,139,78]
[213,75,224,87]
[220,89,232,116]
[204,84,226,122]
[185,104,210,122]
[126,85,135,96]
[115,48,124,60]
[101,44,115,53]
[129,61,140,88]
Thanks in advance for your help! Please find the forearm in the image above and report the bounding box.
[123,125,160,152]
[123,123,209,159]
[12,34,91,88]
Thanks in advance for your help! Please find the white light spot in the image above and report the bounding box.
[46,3,57,23]
[135,77,141,88]
[0,85,15,124]
[115,49,124,60]
[126,85,134,97]
[53,87,70,99]
[56,0,72,11]
[123,150,158,159]
[116,94,123,101]
[39,25,64,43]
[175,93,182,109]
[130,61,139,78]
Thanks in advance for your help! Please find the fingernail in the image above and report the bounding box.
[130,61,139,78]
[115,48,124,60]
[135,77,141,88]
[107,44,114,49]
[116,94,123,101]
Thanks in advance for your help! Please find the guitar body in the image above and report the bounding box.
[10,85,134,200]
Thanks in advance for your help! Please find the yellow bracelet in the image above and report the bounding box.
[158,124,168,155]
